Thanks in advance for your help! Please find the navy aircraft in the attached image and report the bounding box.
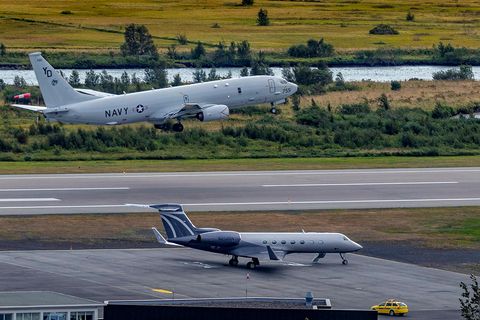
[142,204,362,269]
[12,52,298,132]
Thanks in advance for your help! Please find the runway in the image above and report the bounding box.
[0,167,480,214]
[0,248,466,319]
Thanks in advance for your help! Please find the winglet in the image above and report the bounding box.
[266,245,280,261]
[152,227,182,247]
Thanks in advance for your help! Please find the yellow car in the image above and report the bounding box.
[371,299,409,316]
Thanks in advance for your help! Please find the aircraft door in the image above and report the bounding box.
[268,79,275,94]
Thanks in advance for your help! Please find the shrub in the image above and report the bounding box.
[176,34,188,45]
[406,10,415,21]
[338,103,370,115]
[257,8,269,26]
[0,43,6,56]
[432,103,455,119]
[391,80,401,91]
[432,65,474,81]
[60,10,72,15]
[296,105,331,128]
[242,0,254,5]
[369,24,399,35]
[378,93,390,110]
[288,38,334,58]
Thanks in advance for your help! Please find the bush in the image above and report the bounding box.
[338,103,370,115]
[296,105,331,127]
[242,0,254,5]
[60,10,72,14]
[176,34,188,45]
[288,38,334,58]
[406,10,415,21]
[369,24,399,35]
[432,65,474,81]
[432,103,455,119]
[257,8,269,26]
[391,80,401,91]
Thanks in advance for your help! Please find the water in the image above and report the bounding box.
[1,65,479,85]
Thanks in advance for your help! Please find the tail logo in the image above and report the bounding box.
[51,79,58,86]
[43,67,53,78]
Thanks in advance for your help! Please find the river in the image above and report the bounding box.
[1,66,479,85]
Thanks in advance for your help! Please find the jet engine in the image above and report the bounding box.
[196,231,240,247]
[196,105,229,122]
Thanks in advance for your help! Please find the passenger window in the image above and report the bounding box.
[300,240,305,244]
[290,240,295,244]
[386,303,392,307]
[379,303,385,306]
[309,240,314,244]
[281,240,286,244]
[262,240,267,244]
[393,303,398,307]
[272,240,277,244]
[237,87,242,94]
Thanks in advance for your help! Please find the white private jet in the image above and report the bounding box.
[12,52,298,132]
[138,204,363,269]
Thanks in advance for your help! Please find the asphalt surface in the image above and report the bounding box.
[0,167,480,214]
[0,248,467,319]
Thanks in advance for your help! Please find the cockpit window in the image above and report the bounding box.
[343,236,348,241]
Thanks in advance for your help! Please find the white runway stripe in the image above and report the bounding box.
[0,187,130,192]
[0,198,59,202]
[262,181,459,187]
[1,197,480,209]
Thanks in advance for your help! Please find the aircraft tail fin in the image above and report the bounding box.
[29,52,95,108]
[150,204,199,239]
[151,227,183,247]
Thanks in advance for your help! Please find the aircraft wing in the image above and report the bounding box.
[229,245,287,261]
[163,103,216,120]
[74,88,116,98]
[11,104,47,113]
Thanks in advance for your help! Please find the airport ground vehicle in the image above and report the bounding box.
[371,299,409,316]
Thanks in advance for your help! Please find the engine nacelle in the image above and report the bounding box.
[196,105,229,122]
[196,231,240,247]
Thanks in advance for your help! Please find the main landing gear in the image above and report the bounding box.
[154,122,184,132]
[228,256,260,269]
[229,256,239,267]
[172,122,184,132]
[246,258,260,269]
[340,253,348,265]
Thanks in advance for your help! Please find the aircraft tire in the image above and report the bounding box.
[172,123,184,132]
[270,107,277,114]
[229,259,238,267]
[342,259,348,265]
[246,262,256,269]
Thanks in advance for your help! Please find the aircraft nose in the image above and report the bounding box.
[351,241,363,251]
[290,82,298,93]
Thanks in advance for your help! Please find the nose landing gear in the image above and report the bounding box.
[340,253,348,265]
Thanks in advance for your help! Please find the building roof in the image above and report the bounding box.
[0,291,104,309]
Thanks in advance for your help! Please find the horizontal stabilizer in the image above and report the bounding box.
[152,227,182,247]
[11,104,47,113]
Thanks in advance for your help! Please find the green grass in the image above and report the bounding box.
[0,0,479,51]
[1,156,480,174]
[439,218,480,242]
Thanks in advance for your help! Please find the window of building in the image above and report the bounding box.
[17,313,40,320]
[70,312,94,320]
[0,314,13,320]
[43,312,67,320]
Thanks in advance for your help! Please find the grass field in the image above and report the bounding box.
[0,207,477,250]
[0,156,480,174]
[0,0,479,51]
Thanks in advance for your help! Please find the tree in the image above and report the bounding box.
[193,68,207,83]
[0,43,6,56]
[236,40,252,64]
[207,68,221,81]
[191,42,206,60]
[13,75,27,88]
[120,71,130,92]
[390,80,401,91]
[0,79,5,91]
[68,70,81,87]
[171,73,182,86]
[257,8,270,26]
[459,274,479,320]
[144,63,168,88]
[240,67,249,77]
[120,24,158,58]
[84,69,99,88]
[378,93,390,110]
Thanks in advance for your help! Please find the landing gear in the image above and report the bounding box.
[340,253,348,265]
[229,256,239,267]
[172,122,184,132]
[246,258,260,269]
[312,252,326,264]
[270,101,278,114]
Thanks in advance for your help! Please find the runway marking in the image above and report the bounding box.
[0,187,130,192]
[3,197,480,210]
[152,288,173,294]
[0,168,479,179]
[262,181,458,187]
[0,198,59,202]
